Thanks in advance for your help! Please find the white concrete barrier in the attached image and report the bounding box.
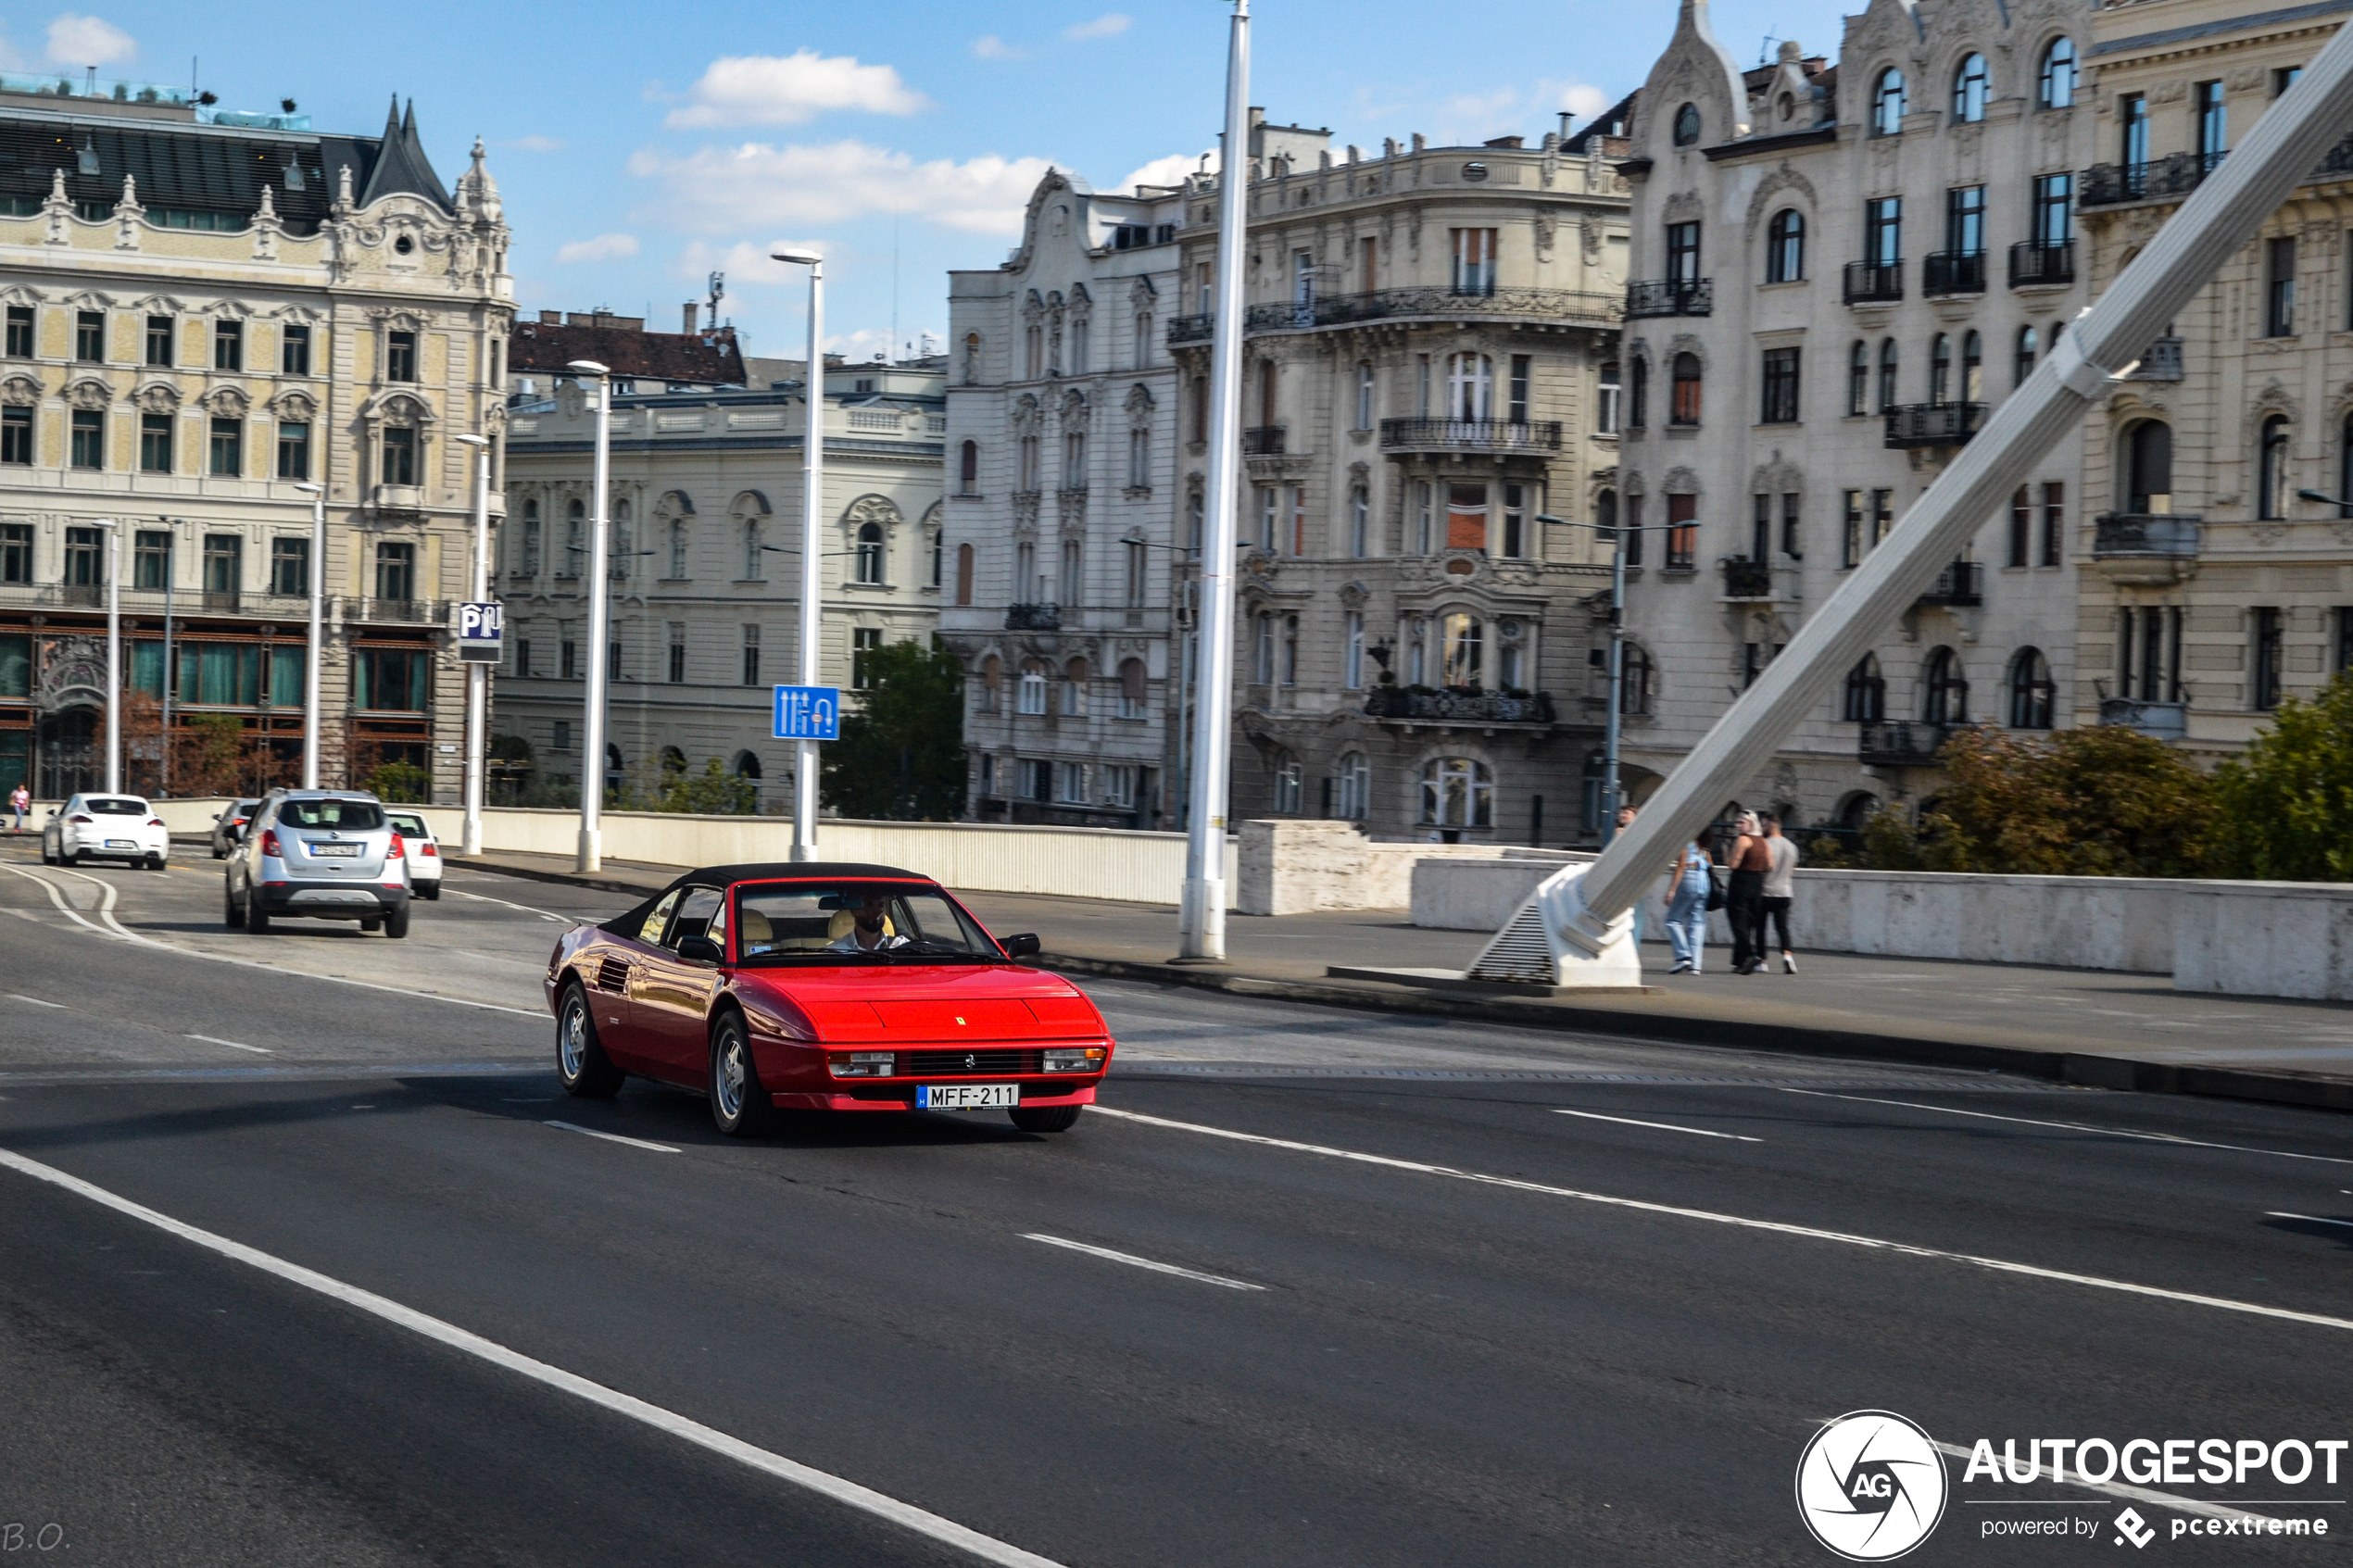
[1236,819,1523,915]
[2173,881,2353,1000]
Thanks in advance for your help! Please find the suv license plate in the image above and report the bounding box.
[916,1084,1019,1110]
[309,843,360,858]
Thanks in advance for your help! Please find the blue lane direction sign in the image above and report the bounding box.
[773,684,840,741]
[458,600,504,663]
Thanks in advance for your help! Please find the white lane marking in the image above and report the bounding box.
[544,1120,680,1154]
[1088,1106,2353,1336]
[3,864,542,1018]
[2267,1210,2353,1231]
[1022,1233,1267,1291]
[187,1034,270,1056]
[1780,1087,2353,1166]
[1552,1108,1762,1143]
[0,1146,1066,1568]
[444,884,578,923]
[1925,1439,2271,1524]
[6,993,66,1009]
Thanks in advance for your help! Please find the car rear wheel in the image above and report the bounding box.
[383,904,409,939]
[222,884,241,929]
[1009,1105,1083,1135]
[418,883,440,900]
[243,890,271,934]
[708,1013,772,1137]
[145,856,165,872]
[557,984,623,1098]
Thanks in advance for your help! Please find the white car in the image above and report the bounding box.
[384,809,442,899]
[43,793,170,870]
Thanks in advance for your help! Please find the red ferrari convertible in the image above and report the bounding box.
[545,862,1113,1135]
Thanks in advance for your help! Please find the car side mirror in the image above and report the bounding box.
[676,934,725,965]
[1001,933,1041,960]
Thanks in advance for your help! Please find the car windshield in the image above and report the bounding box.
[385,814,429,838]
[85,797,146,815]
[734,882,1004,964]
[279,798,385,831]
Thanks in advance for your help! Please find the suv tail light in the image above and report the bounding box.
[386,833,404,859]
[258,828,281,858]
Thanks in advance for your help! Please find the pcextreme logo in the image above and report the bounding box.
[1796,1411,1951,1562]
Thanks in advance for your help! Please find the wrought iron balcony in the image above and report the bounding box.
[1916,560,1982,607]
[1843,259,1905,305]
[199,590,240,614]
[2098,697,2187,741]
[355,596,435,624]
[1166,312,1215,345]
[1378,417,1564,454]
[2081,152,2219,208]
[2008,241,2074,288]
[1241,426,1287,456]
[2093,513,2201,559]
[1173,288,1625,347]
[1364,687,1555,725]
[1004,603,1062,631]
[1720,558,1774,598]
[1884,402,1985,448]
[1625,278,1714,318]
[1922,250,1986,296]
[2126,336,2183,380]
[1858,721,1950,768]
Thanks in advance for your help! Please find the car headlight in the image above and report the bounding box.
[828,1052,895,1078]
[1042,1047,1108,1073]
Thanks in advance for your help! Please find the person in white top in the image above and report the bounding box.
[1760,816,1801,974]
[825,894,912,952]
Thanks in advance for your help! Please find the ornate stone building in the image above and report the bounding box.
[497,352,944,808]
[1617,0,2095,840]
[0,82,510,798]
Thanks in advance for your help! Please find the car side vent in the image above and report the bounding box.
[595,957,629,995]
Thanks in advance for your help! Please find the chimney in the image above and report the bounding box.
[538,310,560,324]
[684,302,699,334]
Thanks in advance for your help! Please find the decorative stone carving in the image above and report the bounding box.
[841,493,904,533]
[0,376,39,408]
[68,380,115,412]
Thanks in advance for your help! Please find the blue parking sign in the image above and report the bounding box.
[772,684,840,741]
[458,600,503,663]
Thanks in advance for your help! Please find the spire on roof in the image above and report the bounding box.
[359,93,451,211]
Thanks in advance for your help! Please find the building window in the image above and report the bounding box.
[1618,643,1653,715]
[1420,757,1493,828]
[522,504,543,576]
[2252,607,2284,709]
[144,315,174,366]
[1866,197,1902,268]
[1628,355,1648,429]
[1760,347,1800,424]
[382,426,416,485]
[1118,657,1147,719]
[1596,361,1619,433]
[212,319,242,371]
[955,542,975,606]
[1451,228,1498,295]
[560,641,577,680]
[1872,488,1894,547]
[1016,434,1039,491]
[931,532,943,588]
[1508,356,1532,426]
[1666,493,1697,570]
[208,417,242,476]
[1271,751,1303,814]
[2007,647,2055,729]
[1877,338,1899,412]
[1782,492,1802,558]
[1063,427,1087,487]
[2014,324,2038,387]
[667,623,687,684]
[281,323,310,376]
[1952,54,1989,122]
[1669,353,1702,425]
[1665,220,1702,288]
[742,625,761,686]
[386,330,416,383]
[1843,653,1886,721]
[2039,36,2075,108]
[2120,92,2149,167]
[2259,415,2292,519]
[1843,490,1864,568]
[1621,493,1644,567]
[1059,536,1083,601]
[142,412,177,473]
[134,530,170,589]
[2041,483,2064,568]
[1447,353,1494,420]
[2008,486,2031,568]
[275,421,310,480]
[1447,483,1488,551]
[850,627,883,690]
[1960,331,1982,401]
[271,536,308,596]
[201,533,241,598]
[62,525,102,588]
[1766,208,1805,283]
[1060,657,1088,715]
[6,307,33,358]
[1413,482,1434,554]
[2032,175,2072,250]
[2196,80,2227,166]
[1923,646,1969,724]
[352,648,428,712]
[375,541,416,603]
[1945,184,1985,257]
[1872,69,1907,135]
[1344,611,1365,688]
[1672,103,1701,145]
[1017,663,1048,714]
[1336,753,1370,820]
[1355,362,1375,430]
[1502,483,1529,558]
[2267,237,2296,336]
[1344,484,1369,558]
[63,407,99,470]
[855,522,885,583]
[1847,342,1869,415]
[958,439,979,495]
[76,310,106,363]
[1930,333,1953,406]
[1252,613,1275,684]
[0,407,29,466]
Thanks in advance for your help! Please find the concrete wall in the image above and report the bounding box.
[1234,820,1523,915]
[2174,882,2353,1001]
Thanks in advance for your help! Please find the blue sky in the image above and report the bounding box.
[5,1,1853,362]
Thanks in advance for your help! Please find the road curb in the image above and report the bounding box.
[444,857,662,897]
[1037,952,2353,1117]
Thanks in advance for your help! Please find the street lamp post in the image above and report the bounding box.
[567,360,613,872]
[773,249,825,862]
[454,433,493,856]
[293,483,325,788]
[1177,0,1252,961]
[94,519,119,793]
[1539,512,1667,847]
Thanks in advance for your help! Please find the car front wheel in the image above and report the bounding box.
[383,904,409,939]
[557,984,623,1098]
[1009,1104,1083,1135]
[708,1013,772,1137]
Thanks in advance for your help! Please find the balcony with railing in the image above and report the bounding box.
[1884,402,1985,448]
[199,590,240,614]
[1364,687,1556,726]
[1166,312,1215,345]
[1843,259,1905,305]
[1241,426,1287,456]
[1915,559,1982,607]
[1719,558,1774,599]
[1858,721,1951,768]
[2094,513,2201,559]
[1005,603,1062,631]
[2098,697,2188,741]
[1922,251,1986,297]
[2081,151,2221,208]
[1378,418,1564,454]
[353,596,439,625]
[1167,287,1623,348]
[1625,278,1713,318]
[2126,336,2183,381]
[2008,241,2074,288]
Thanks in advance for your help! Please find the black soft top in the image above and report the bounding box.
[672,861,928,890]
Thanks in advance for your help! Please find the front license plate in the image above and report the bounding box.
[105,839,136,849]
[308,843,360,858]
[916,1084,1019,1110]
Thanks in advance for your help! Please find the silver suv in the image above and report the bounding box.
[224,790,411,937]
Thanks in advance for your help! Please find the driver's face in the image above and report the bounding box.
[855,897,889,931]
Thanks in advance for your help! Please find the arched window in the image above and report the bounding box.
[1336,752,1370,821]
[732,750,762,780]
[978,654,1002,713]
[1766,209,1806,283]
[1873,69,1907,135]
[1848,341,1870,414]
[1446,353,1493,420]
[1672,103,1702,146]
[1835,791,1879,832]
[2015,324,2039,387]
[1923,646,1969,724]
[1594,488,1618,551]
[1118,657,1147,719]
[1961,330,1983,402]
[1952,54,1990,122]
[660,745,687,779]
[1127,426,1150,489]
[1355,361,1376,430]
[1930,334,1953,406]
[1843,653,1886,721]
[2039,37,2076,108]
[1597,361,1620,433]
[668,518,689,580]
[1272,750,1303,814]
[1420,757,1494,827]
[1669,352,1702,426]
[1877,338,1899,412]
[958,439,978,495]
[2259,415,2292,520]
[2125,420,2173,513]
[2007,647,2055,729]
[855,522,884,583]
[1618,642,1654,715]
[954,542,975,605]
[1016,662,1048,714]
[605,745,625,796]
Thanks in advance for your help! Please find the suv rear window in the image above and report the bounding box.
[278,798,385,831]
[86,797,146,815]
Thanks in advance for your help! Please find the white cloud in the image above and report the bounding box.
[630,140,1057,236]
[1064,13,1130,41]
[1114,149,1214,194]
[46,13,133,66]
[665,50,926,128]
[970,35,1028,60]
[1434,86,1526,145]
[554,232,639,264]
[1559,82,1612,121]
[669,238,838,286]
[508,134,565,153]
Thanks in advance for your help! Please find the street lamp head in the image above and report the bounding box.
[454,433,488,448]
[566,359,610,378]
[90,517,117,529]
[2297,488,2344,507]
[772,249,823,267]
[293,483,323,495]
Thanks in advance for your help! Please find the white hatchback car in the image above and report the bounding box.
[383,809,442,899]
[44,794,170,869]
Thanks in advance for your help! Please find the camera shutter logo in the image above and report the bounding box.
[1795,1411,1948,1561]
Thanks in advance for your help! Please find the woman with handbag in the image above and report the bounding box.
[1662,837,1716,974]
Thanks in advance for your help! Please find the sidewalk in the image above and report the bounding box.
[448,849,2353,1114]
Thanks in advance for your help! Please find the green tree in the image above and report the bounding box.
[2208,673,2353,881]
[366,759,432,803]
[658,757,758,816]
[821,638,967,820]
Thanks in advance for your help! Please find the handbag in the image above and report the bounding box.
[1704,869,1727,911]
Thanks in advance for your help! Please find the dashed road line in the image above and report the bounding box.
[544,1120,680,1154]
[1022,1233,1266,1291]
[1780,1087,2353,1166]
[1552,1108,1762,1142]
[6,993,66,1009]
[187,1034,270,1055]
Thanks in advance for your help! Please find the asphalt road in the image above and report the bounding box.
[2,836,2349,1565]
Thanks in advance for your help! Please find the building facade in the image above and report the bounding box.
[0,82,510,798]
[942,171,1187,830]
[1174,113,1631,844]
[1618,0,2094,836]
[497,352,944,808]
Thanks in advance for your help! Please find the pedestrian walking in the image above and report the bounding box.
[8,782,26,834]
[1727,810,1773,974]
[1663,837,1713,974]
[1761,815,1800,973]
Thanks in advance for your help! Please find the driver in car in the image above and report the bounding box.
[826,893,912,952]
